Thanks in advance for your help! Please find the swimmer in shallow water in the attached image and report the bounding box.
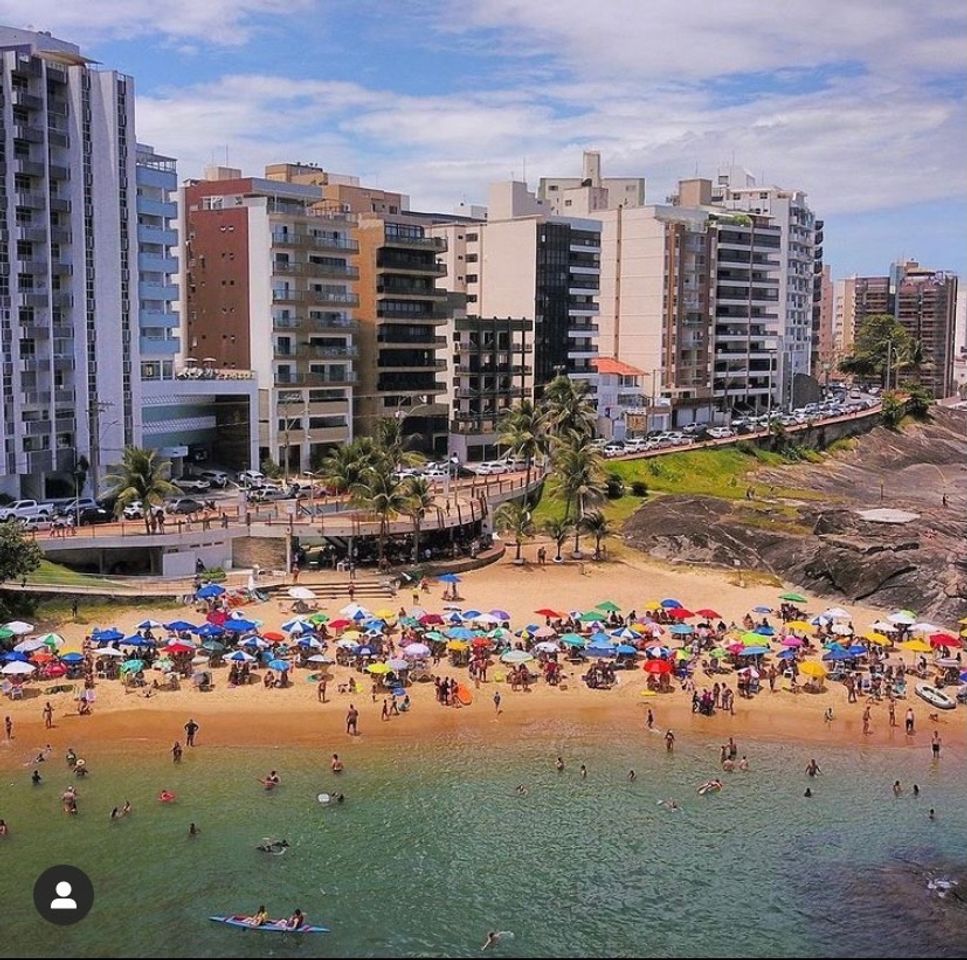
[515,784,528,796]
[256,838,289,854]
[482,931,501,951]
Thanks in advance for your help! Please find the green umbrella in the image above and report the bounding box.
[709,647,728,659]
[560,634,587,647]
[38,632,64,648]
[201,640,225,653]
[779,592,807,603]
[488,627,513,640]
[596,601,621,613]
[425,631,448,642]
[309,612,329,624]
[120,659,145,672]
[578,611,604,623]
[0,627,14,641]
[742,632,766,646]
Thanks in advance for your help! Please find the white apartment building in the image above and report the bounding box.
[539,150,645,215]
[0,27,143,498]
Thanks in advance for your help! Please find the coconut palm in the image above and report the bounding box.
[550,436,606,554]
[350,461,412,563]
[580,510,611,560]
[495,501,535,563]
[318,437,386,496]
[375,417,425,469]
[880,390,905,428]
[103,447,178,534]
[405,476,435,563]
[541,375,596,442]
[541,515,573,563]
[498,399,544,490]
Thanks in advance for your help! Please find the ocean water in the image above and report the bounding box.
[0,717,964,958]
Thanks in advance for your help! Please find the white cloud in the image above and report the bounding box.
[0,0,316,46]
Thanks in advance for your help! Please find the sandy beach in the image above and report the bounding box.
[2,546,963,768]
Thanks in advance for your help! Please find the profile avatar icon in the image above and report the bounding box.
[51,881,77,911]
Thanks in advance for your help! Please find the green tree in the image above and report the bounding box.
[375,417,425,469]
[73,454,90,498]
[541,515,573,563]
[550,435,606,554]
[541,375,596,442]
[839,314,915,388]
[405,477,435,563]
[318,440,377,496]
[495,501,534,563]
[350,461,412,563]
[903,383,933,419]
[103,447,178,533]
[580,510,612,560]
[498,398,544,490]
[880,390,905,428]
[0,520,44,585]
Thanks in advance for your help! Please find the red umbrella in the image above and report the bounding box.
[696,608,721,619]
[929,633,961,648]
[644,659,672,674]
[262,631,285,643]
[208,610,227,625]
[666,608,694,619]
[166,642,194,655]
[535,608,564,618]
[328,619,351,631]
[420,613,444,625]
[471,636,492,647]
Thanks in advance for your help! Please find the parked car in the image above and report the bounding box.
[76,506,113,525]
[237,469,267,487]
[166,497,205,516]
[0,499,54,522]
[499,457,529,472]
[706,426,735,440]
[18,514,53,532]
[54,497,102,518]
[198,470,230,488]
[602,443,625,458]
[122,500,144,520]
[470,461,509,476]
[173,477,211,493]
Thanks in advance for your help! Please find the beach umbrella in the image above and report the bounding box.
[307,654,334,665]
[535,608,564,618]
[460,610,482,620]
[778,649,798,660]
[287,586,317,601]
[2,651,27,662]
[930,633,961,648]
[863,632,891,646]
[615,644,637,656]
[420,613,445,625]
[534,641,560,654]
[665,608,694,620]
[822,608,851,620]
[308,612,329,624]
[560,634,587,648]
[60,652,85,664]
[222,619,257,633]
[444,612,464,625]
[471,636,493,648]
[1,661,36,675]
[799,661,827,678]
[708,647,728,659]
[239,636,269,649]
[737,666,760,679]
[165,642,195,655]
[36,632,64,648]
[644,659,671,674]
[960,671,967,683]
[500,649,534,664]
[726,643,745,655]
[94,647,125,657]
[910,622,940,635]
[403,643,431,658]
[590,632,615,645]
[899,639,932,653]
[92,627,125,642]
[696,608,721,619]
[262,630,285,643]
[888,610,916,625]
[328,619,351,631]
[423,631,447,643]
[365,662,392,674]
[668,624,693,636]
[740,632,766,646]
[596,601,621,613]
[588,645,617,658]
[779,592,807,603]
[296,637,323,650]
[830,623,853,636]
[339,602,367,618]
[196,584,225,599]
[490,609,511,621]
[3,621,34,635]
[386,658,408,672]
[474,613,500,626]
[448,627,477,640]
[673,649,690,661]
[31,649,54,663]
[226,650,255,663]
[447,640,469,652]
[646,644,671,657]
[0,627,12,640]
[738,646,771,657]
[136,619,163,630]
[578,611,604,623]
[751,606,772,614]
[532,625,556,639]
[660,599,682,609]
[341,629,363,642]
[437,573,461,583]
[201,640,226,653]
[14,637,47,653]
[611,627,640,641]
[120,635,154,647]
[844,644,867,657]
[870,620,898,633]
[754,625,776,636]
[823,648,855,662]
[120,659,145,672]
[195,623,226,638]
[266,658,290,671]
[781,637,804,647]
[786,620,814,632]
[164,620,197,633]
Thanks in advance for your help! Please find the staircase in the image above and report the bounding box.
[260,574,398,603]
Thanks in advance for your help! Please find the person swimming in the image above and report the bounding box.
[482,931,501,951]
[256,838,289,855]
[555,756,564,772]
[628,770,637,782]
[188,822,200,836]
[158,789,176,803]
[697,779,723,795]
[515,784,528,796]
[31,769,42,785]
[259,770,281,789]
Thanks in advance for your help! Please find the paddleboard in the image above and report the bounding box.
[915,683,956,710]
[210,916,328,934]
[456,683,473,706]
[318,792,331,804]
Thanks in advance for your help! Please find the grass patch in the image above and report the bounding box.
[826,437,858,455]
[30,560,118,587]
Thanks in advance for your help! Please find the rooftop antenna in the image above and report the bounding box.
[522,155,527,184]
[224,145,229,165]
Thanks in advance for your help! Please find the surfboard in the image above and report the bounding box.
[456,683,473,706]
[209,916,328,934]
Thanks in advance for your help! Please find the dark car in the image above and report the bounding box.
[76,506,113,525]
[166,497,204,515]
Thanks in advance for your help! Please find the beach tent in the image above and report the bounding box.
[500,650,534,664]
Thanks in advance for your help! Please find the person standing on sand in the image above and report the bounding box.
[665,730,675,752]
[646,708,654,730]
[184,718,199,747]
[317,677,328,703]
[172,741,183,763]
[43,702,53,729]
[862,705,872,735]
[888,700,896,727]
[931,731,941,760]
[905,707,915,735]
[346,704,359,736]
[4,716,12,739]
[493,690,501,714]
[381,699,390,721]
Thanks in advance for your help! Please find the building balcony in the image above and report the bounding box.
[271,231,359,253]
[19,291,49,309]
[17,256,49,275]
[377,333,447,348]
[276,371,358,387]
[138,197,177,219]
[569,264,600,276]
[454,386,525,400]
[378,356,446,372]
[15,157,46,177]
[138,224,178,246]
[140,336,180,356]
[139,281,179,301]
[570,241,601,254]
[17,224,47,243]
[48,163,69,181]
[272,289,359,307]
[140,309,180,329]
[276,345,358,361]
[49,196,70,214]
[568,323,599,336]
[272,261,359,281]
[376,254,447,276]
[47,129,69,149]
[273,316,359,333]
[21,390,51,406]
[15,190,47,210]
[376,283,448,301]
[53,388,75,404]
[382,233,447,252]
[139,252,179,274]
[12,88,44,110]
[13,123,44,143]
[453,364,531,376]
[377,306,448,323]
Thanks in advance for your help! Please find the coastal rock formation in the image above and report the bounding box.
[622,408,967,623]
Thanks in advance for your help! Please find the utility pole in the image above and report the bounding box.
[88,400,115,497]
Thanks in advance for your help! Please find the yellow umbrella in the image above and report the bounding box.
[799,661,827,678]
[900,639,931,653]
[864,632,891,646]
[643,600,662,610]
[374,608,397,620]
[365,662,392,675]
[446,640,469,652]
[786,620,813,632]
[958,616,967,625]
[341,630,362,642]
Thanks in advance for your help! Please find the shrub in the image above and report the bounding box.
[199,566,227,582]
[606,472,625,499]
[630,480,649,497]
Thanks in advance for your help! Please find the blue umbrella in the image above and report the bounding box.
[164,620,196,633]
[590,632,615,645]
[739,646,771,656]
[448,627,476,640]
[777,649,797,660]
[959,671,967,683]
[587,645,617,658]
[195,623,225,638]
[461,609,482,620]
[267,658,290,671]
[356,646,374,657]
[226,650,255,662]
[438,573,461,583]
[660,599,683,609]
[222,619,257,633]
[196,584,225,599]
[92,628,124,642]
[122,634,156,647]
[3,651,28,662]
[845,645,867,657]
[823,649,854,661]
[616,644,637,655]
[752,606,772,614]
[446,612,464,624]
[352,610,367,621]
[524,623,541,634]
[61,652,85,663]
[669,624,693,635]
[754,625,776,636]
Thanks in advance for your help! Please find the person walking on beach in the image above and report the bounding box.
[665,729,675,753]
[905,707,915,735]
[71,597,79,620]
[172,741,183,763]
[888,700,896,727]
[317,677,328,703]
[381,699,390,721]
[931,731,941,760]
[493,690,501,715]
[346,704,359,736]
[862,705,872,736]
[184,718,199,747]
[43,701,53,729]
[4,716,12,739]
[646,708,654,730]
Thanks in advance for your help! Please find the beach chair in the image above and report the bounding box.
[9,685,24,700]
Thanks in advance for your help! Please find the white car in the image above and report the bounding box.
[471,461,509,476]
[0,499,54,522]
[500,458,529,472]
[18,514,53,532]
[602,444,625,458]
[173,477,211,493]
[122,500,145,520]
[706,426,735,440]
[237,469,266,487]
[199,470,230,488]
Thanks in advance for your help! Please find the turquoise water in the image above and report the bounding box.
[0,718,965,958]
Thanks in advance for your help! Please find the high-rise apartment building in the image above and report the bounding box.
[833,276,857,356]
[182,169,358,473]
[538,150,645,216]
[812,263,835,379]
[0,27,141,498]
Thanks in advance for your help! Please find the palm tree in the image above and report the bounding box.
[350,461,412,564]
[580,510,611,560]
[541,375,596,443]
[880,390,905,428]
[498,399,544,491]
[103,447,178,534]
[551,435,606,555]
[495,501,534,564]
[376,417,425,469]
[405,477,435,563]
[541,515,573,563]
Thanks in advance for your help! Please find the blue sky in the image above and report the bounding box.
[6,0,966,278]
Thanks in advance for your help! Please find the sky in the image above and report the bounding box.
[4,0,966,278]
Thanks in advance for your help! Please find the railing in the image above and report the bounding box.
[176,367,255,381]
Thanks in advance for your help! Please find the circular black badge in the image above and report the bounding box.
[33,864,94,925]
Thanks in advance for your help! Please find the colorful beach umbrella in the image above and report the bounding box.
[437,573,461,583]
[799,661,827,678]
[660,599,682,609]
[779,592,807,603]
[899,639,932,653]
[695,609,721,619]
[222,619,257,633]
[3,621,34,635]
[120,659,145,672]
[596,601,621,613]
[266,658,290,671]
[535,608,564,618]
[665,608,694,620]
[365,662,393,674]
[500,650,533,664]
[403,643,430,658]
[578,611,604,623]
[560,634,586,648]
[137,619,163,630]
[196,584,225,599]
[644,659,671,674]
[92,627,124,642]
[785,620,814,632]
[1,661,36,675]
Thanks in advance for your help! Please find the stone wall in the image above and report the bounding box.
[232,536,288,573]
